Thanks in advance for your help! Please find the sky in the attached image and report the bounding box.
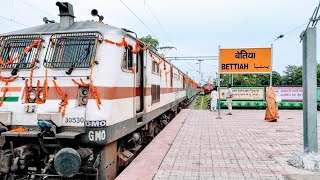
[0,0,319,83]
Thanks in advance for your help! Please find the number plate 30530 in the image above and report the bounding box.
[64,117,85,126]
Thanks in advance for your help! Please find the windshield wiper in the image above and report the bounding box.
[65,41,91,75]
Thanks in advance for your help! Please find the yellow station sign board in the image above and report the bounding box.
[219,48,271,74]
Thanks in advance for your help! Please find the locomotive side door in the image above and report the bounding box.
[135,49,144,113]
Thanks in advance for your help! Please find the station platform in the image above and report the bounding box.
[116,109,320,180]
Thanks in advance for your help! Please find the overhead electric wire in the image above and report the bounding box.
[285,22,308,35]
[163,49,197,74]
[16,0,59,21]
[175,61,194,73]
[260,22,308,46]
[143,1,174,46]
[120,0,198,76]
[0,21,16,29]
[119,0,164,45]
[1,0,59,30]
[142,0,197,74]
[300,2,320,42]
[120,0,201,81]
[179,59,199,72]
[0,15,27,27]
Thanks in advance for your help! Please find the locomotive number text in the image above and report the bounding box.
[65,117,85,123]
[88,130,106,141]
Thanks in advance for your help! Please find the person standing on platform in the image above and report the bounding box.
[226,83,233,115]
[265,86,279,122]
[210,87,219,112]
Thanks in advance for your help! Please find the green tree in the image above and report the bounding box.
[233,74,260,86]
[272,71,282,85]
[257,71,282,86]
[139,35,159,49]
[220,74,260,86]
[282,65,302,85]
[216,64,320,86]
[218,71,282,86]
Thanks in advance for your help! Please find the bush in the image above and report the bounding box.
[236,102,243,107]
[278,102,284,108]
[289,102,295,108]
[245,102,251,107]
[220,101,226,106]
[254,102,260,107]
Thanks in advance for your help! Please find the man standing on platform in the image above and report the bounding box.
[210,87,219,112]
[226,83,233,115]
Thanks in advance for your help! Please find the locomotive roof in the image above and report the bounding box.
[0,21,124,36]
[0,20,190,79]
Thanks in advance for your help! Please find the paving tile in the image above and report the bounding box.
[116,110,191,180]
[117,110,320,180]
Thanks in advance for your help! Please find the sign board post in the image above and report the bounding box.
[270,44,273,86]
[217,46,222,119]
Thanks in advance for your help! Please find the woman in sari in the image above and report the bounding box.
[265,86,279,122]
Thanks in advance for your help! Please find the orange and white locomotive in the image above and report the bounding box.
[0,2,199,179]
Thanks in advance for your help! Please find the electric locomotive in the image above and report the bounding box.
[0,2,199,179]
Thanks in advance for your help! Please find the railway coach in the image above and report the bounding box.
[0,2,199,179]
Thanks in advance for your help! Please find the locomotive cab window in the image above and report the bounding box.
[152,61,160,75]
[151,84,160,103]
[122,45,133,71]
[44,33,100,68]
[0,35,42,69]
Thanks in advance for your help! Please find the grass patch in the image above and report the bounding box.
[192,94,211,110]
[194,95,203,110]
[202,94,211,110]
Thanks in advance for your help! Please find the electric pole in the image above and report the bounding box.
[198,60,203,84]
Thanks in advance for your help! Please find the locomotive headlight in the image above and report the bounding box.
[29,89,36,102]
[81,97,88,104]
[39,90,44,100]
[81,88,89,96]
[78,87,89,106]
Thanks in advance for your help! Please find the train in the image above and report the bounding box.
[0,2,199,179]
[203,82,215,94]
